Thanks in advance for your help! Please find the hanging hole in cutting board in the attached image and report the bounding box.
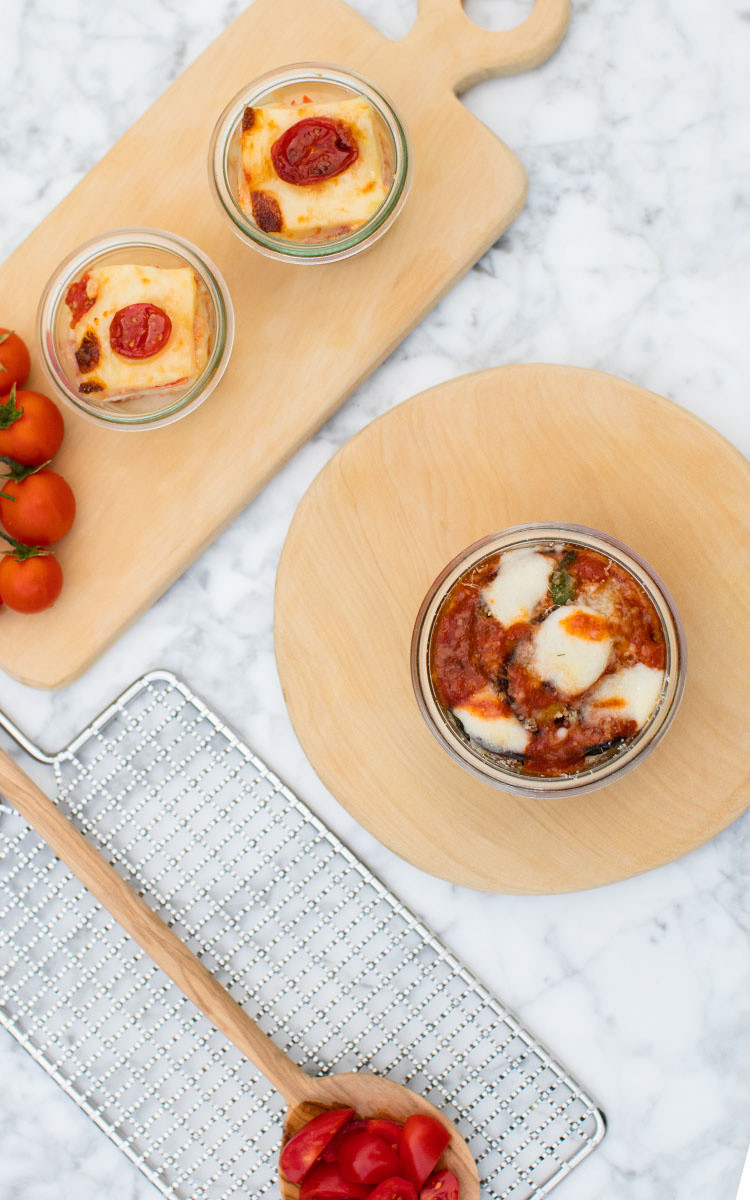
[462,0,535,32]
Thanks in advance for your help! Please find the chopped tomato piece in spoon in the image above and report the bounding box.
[400,1115,451,1188]
[366,1119,403,1153]
[299,1161,370,1199]
[280,1107,354,1183]
[368,1178,418,1200]
[420,1168,460,1199]
[338,1128,402,1185]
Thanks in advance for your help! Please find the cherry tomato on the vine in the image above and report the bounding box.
[0,329,31,396]
[0,468,76,546]
[0,385,64,466]
[0,551,63,613]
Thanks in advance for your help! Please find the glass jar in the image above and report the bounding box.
[209,63,412,264]
[411,522,687,797]
[37,228,234,430]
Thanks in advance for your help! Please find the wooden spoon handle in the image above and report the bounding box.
[406,0,571,93]
[0,746,311,1107]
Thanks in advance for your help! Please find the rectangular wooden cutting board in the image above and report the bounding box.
[0,0,569,688]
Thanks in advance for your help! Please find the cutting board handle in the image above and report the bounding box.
[405,0,571,93]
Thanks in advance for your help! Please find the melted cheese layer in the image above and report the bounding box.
[452,704,531,754]
[531,605,613,696]
[586,664,665,728]
[239,99,387,237]
[482,548,554,627]
[70,265,207,396]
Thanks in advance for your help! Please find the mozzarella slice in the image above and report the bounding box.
[530,605,613,696]
[586,663,665,728]
[482,549,554,627]
[452,703,530,755]
[238,98,387,238]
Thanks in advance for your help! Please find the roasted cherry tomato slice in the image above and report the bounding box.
[399,1116,450,1189]
[0,329,31,396]
[271,117,358,185]
[299,1162,370,1199]
[64,275,95,327]
[368,1177,418,1200]
[419,1168,460,1199]
[280,1108,355,1184]
[338,1129,402,1186]
[0,552,62,613]
[110,303,172,359]
[367,1120,403,1154]
[323,1119,368,1163]
[0,386,64,466]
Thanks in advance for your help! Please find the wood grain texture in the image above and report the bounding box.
[274,365,750,894]
[0,744,480,1198]
[0,0,569,689]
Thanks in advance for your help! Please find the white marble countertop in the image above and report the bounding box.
[1,1,748,1197]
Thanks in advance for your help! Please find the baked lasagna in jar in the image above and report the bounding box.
[411,524,686,797]
[64,263,211,402]
[210,65,412,263]
[37,229,233,430]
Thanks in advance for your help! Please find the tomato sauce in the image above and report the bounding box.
[430,542,667,777]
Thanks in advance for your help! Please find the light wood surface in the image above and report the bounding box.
[0,744,480,1198]
[0,0,570,689]
[274,364,750,894]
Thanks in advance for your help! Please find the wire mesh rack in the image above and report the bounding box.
[0,670,605,1199]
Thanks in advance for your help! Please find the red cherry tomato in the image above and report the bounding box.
[0,385,64,466]
[368,1178,418,1200]
[323,1119,368,1163]
[299,1162,370,1199]
[338,1129,402,1186]
[0,552,62,613]
[110,303,172,359]
[419,1169,459,1199]
[271,117,358,185]
[0,329,31,396]
[0,469,76,546]
[399,1116,450,1189]
[367,1120,403,1154]
[280,1108,355,1184]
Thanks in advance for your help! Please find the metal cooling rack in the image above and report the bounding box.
[0,670,605,1199]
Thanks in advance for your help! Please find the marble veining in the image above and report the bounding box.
[0,1,748,1198]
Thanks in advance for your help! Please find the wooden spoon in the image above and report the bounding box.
[0,747,480,1198]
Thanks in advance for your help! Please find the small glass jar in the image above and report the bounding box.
[37,228,234,431]
[209,63,412,264]
[411,522,687,797]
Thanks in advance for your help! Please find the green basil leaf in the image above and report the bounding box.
[549,552,577,606]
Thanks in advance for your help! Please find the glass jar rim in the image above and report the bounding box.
[411,522,687,797]
[37,227,234,429]
[208,62,413,262]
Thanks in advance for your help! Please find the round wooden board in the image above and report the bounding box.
[274,365,750,893]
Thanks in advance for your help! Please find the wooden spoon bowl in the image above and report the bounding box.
[279,1074,479,1198]
[0,746,479,1198]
